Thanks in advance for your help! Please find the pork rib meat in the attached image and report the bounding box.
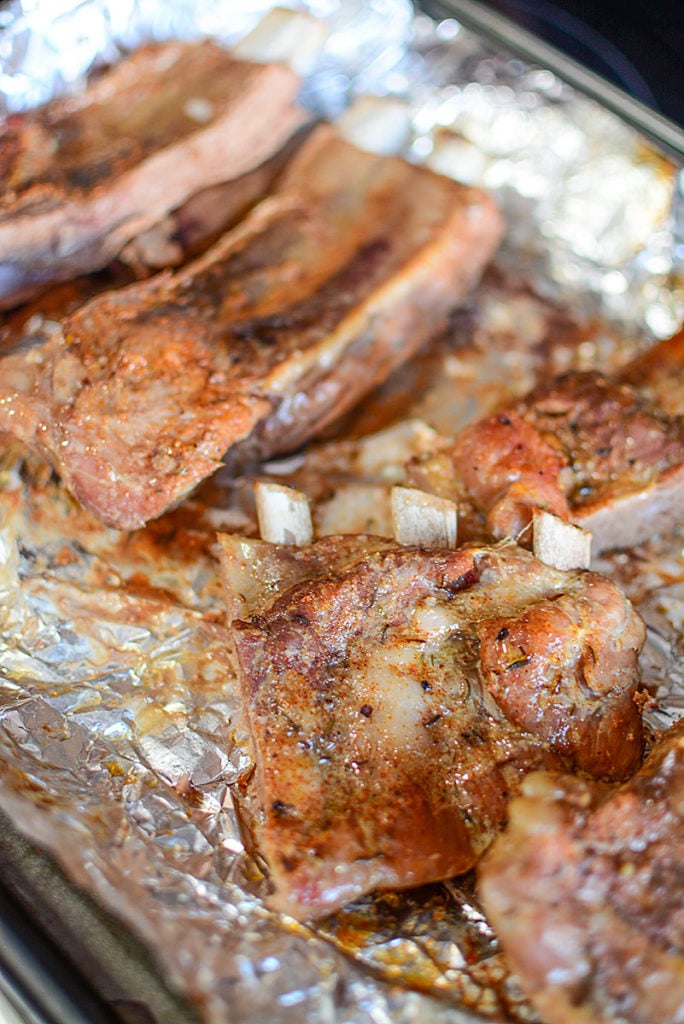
[411,331,684,552]
[0,40,307,308]
[0,125,502,528]
[479,718,684,1024]
[220,534,645,920]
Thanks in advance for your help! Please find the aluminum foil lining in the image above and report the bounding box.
[1,3,684,1024]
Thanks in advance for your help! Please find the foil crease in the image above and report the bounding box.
[1,3,684,1024]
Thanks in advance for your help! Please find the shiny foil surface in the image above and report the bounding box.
[1,3,684,1023]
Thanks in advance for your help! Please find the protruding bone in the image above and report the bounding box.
[391,486,458,548]
[255,481,313,546]
[533,509,591,571]
[233,7,329,75]
[337,95,412,156]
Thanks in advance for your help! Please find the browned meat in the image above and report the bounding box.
[0,125,502,529]
[478,718,684,1024]
[620,327,684,417]
[0,40,307,308]
[219,534,645,919]
[118,129,308,274]
[412,338,684,552]
[0,139,302,355]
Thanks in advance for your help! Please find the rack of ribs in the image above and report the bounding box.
[478,717,684,1024]
[0,38,308,308]
[219,533,646,920]
[0,124,503,529]
[409,329,684,553]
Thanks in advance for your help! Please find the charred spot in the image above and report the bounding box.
[359,704,373,718]
[499,415,512,426]
[424,713,442,728]
[441,566,480,597]
[230,320,281,346]
[67,159,114,191]
[291,612,310,626]
[339,238,391,287]
[280,854,297,872]
[420,680,432,692]
[271,800,293,817]
[596,445,612,456]
[496,627,510,642]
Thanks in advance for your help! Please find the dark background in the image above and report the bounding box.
[482,0,684,125]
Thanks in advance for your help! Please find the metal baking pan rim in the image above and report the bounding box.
[420,0,684,160]
[0,806,198,1024]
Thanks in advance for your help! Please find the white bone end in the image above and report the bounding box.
[255,481,313,547]
[391,486,458,549]
[233,7,329,76]
[532,509,592,571]
[337,95,412,156]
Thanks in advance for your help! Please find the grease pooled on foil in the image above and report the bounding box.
[1,3,684,1024]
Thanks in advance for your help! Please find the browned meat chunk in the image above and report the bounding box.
[0,40,307,308]
[219,535,645,919]
[413,335,684,552]
[479,718,684,1024]
[620,327,684,417]
[0,125,502,529]
[0,142,301,355]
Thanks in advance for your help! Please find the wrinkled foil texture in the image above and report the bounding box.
[1,2,684,1023]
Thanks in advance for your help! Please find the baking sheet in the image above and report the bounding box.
[1,2,684,1023]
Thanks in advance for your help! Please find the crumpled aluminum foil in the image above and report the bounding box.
[1,3,684,1024]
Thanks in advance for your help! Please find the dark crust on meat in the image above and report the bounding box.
[0,41,306,307]
[0,125,503,528]
[478,718,684,1024]
[224,536,645,919]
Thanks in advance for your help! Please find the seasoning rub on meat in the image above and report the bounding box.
[479,717,684,1024]
[0,124,502,529]
[219,533,646,920]
[410,329,684,553]
[0,38,308,309]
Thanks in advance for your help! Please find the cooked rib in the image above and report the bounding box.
[118,129,308,274]
[619,327,684,417]
[0,39,307,308]
[219,534,645,919]
[0,139,302,354]
[478,718,684,1024]
[0,125,502,528]
[411,334,684,553]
